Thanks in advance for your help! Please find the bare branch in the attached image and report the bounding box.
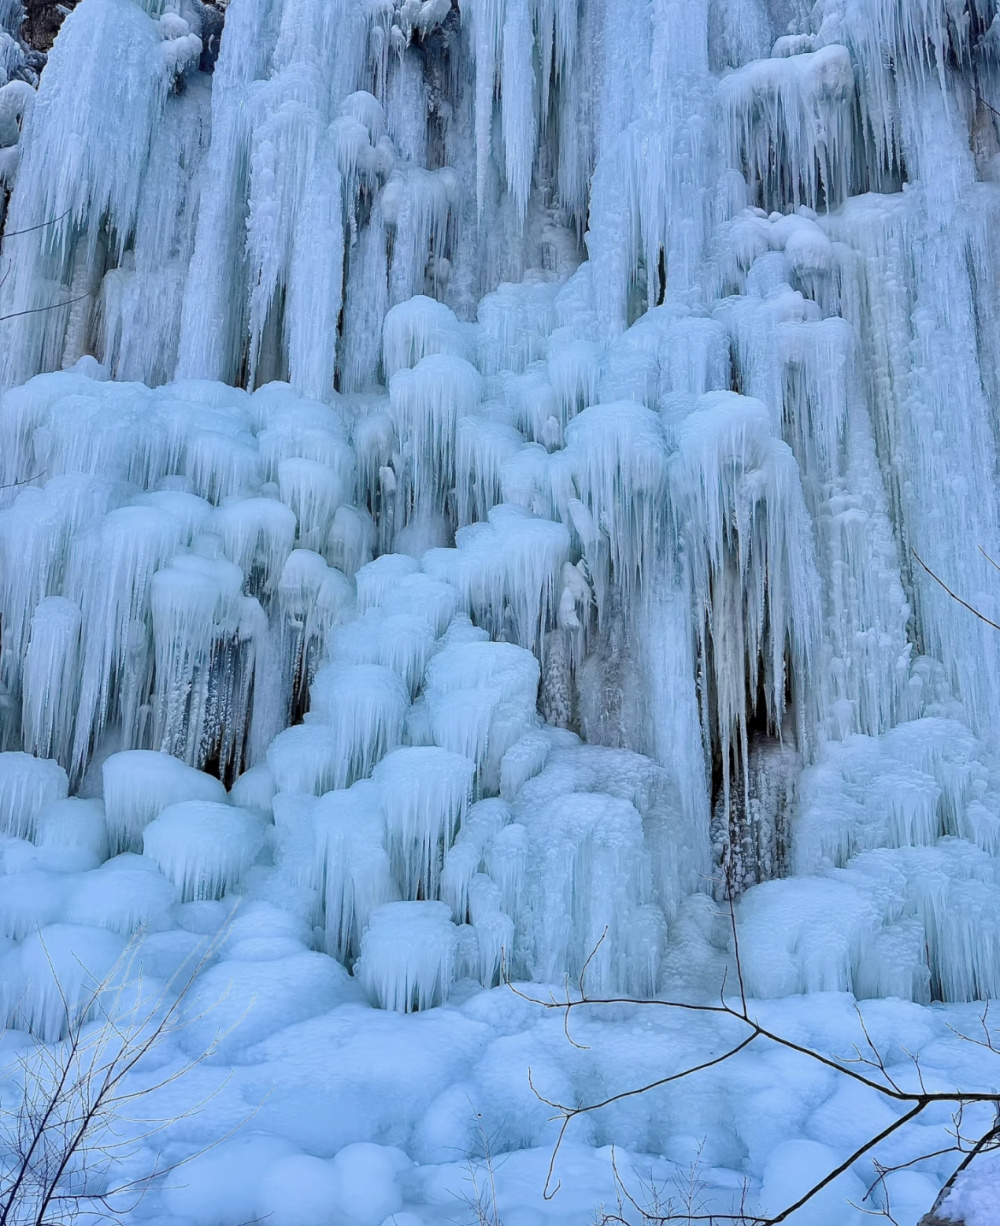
[0,291,94,327]
[524,909,1000,1226]
[911,548,1000,631]
[1,208,74,239]
[1,916,246,1226]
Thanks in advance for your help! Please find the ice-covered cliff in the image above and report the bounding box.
[2,0,1000,1221]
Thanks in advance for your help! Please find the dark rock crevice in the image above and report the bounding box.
[20,0,78,53]
[19,0,225,65]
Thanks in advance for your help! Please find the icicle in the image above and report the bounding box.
[500,0,536,225]
[441,840,482,923]
[266,723,341,796]
[355,553,421,614]
[330,610,435,698]
[471,903,514,986]
[670,391,821,801]
[477,282,559,376]
[309,663,409,787]
[547,338,602,426]
[519,790,652,993]
[64,502,202,781]
[376,572,459,638]
[739,838,1000,1004]
[563,401,669,605]
[1,924,126,1042]
[389,354,482,518]
[143,800,265,903]
[255,391,349,461]
[0,489,114,701]
[0,751,68,840]
[371,746,475,900]
[327,505,376,579]
[98,75,211,386]
[355,900,458,1012]
[213,498,297,605]
[483,820,529,924]
[724,293,912,740]
[427,686,502,777]
[342,206,391,393]
[149,550,249,768]
[499,730,551,802]
[464,0,502,219]
[384,165,459,306]
[383,296,468,382]
[355,554,455,637]
[0,0,201,387]
[102,748,227,855]
[176,0,368,385]
[719,45,856,213]
[312,780,398,962]
[454,416,525,526]
[424,640,540,720]
[351,403,396,522]
[21,596,81,764]
[278,457,353,553]
[422,508,568,653]
[274,549,355,729]
[490,505,570,654]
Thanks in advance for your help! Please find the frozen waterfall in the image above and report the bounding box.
[2,0,1000,1220]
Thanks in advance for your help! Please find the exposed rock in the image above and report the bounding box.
[20,0,78,52]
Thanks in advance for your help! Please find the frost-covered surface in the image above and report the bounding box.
[3,0,1000,1221]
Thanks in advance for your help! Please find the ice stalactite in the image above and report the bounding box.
[143,799,265,901]
[355,900,458,1012]
[668,390,820,886]
[313,779,397,962]
[719,253,914,741]
[0,750,66,839]
[0,0,203,386]
[102,747,226,854]
[720,44,858,213]
[309,662,409,785]
[1,923,126,1042]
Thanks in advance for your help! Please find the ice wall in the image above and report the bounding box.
[1,0,1000,1019]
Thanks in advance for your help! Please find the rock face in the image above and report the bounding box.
[19,0,224,61]
[20,0,79,51]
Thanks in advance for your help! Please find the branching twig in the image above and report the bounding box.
[507,900,1000,1226]
[1,915,255,1226]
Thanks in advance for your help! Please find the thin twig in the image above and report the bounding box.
[974,87,1000,124]
[512,913,1000,1226]
[1,208,74,240]
[0,291,94,326]
[911,548,1000,631]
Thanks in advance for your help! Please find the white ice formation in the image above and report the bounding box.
[2,0,1000,1219]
